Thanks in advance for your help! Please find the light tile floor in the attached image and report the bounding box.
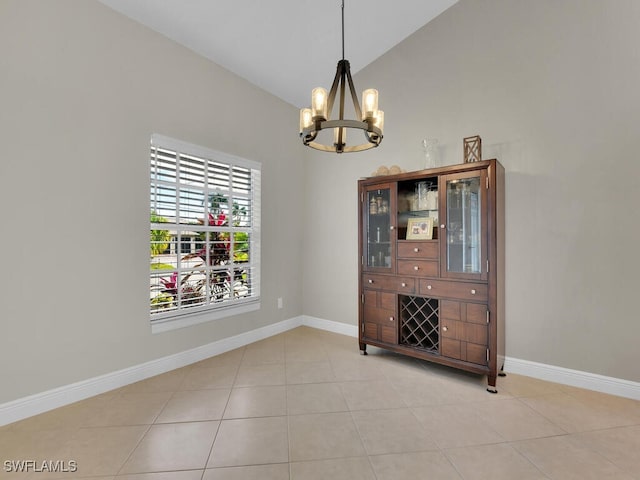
[2,326,640,479]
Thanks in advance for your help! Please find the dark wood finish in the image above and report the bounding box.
[440,299,489,366]
[438,169,489,282]
[361,183,396,273]
[397,259,438,277]
[363,274,416,294]
[419,279,487,302]
[358,159,505,391]
[362,289,398,345]
[463,135,482,163]
[397,241,439,259]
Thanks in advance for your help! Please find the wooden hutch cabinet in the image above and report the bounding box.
[358,159,505,392]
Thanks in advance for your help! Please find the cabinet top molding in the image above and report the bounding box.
[359,159,501,186]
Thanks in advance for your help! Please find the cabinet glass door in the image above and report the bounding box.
[364,185,394,270]
[441,171,487,280]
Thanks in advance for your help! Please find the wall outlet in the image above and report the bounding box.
[277,297,283,309]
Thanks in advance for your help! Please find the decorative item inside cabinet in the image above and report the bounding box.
[397,177,439,240]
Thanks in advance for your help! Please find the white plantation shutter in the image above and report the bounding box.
[150,134,260,331]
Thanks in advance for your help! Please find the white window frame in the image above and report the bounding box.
[149,134,261,333]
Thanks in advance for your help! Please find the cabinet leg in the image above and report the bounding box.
[359,343,368,355]
[498,363,507,377]
[486,374,498,394]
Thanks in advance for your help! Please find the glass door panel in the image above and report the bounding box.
[442,171,487,280]
[397,177,439,240]
[364,186,393,270]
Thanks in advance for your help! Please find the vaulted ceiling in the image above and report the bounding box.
[98,0,458,108]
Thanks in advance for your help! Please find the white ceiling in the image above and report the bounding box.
[98,0,458,108]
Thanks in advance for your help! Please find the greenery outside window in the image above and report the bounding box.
[150,134,261,332]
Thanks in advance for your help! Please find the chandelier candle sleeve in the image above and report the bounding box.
[311,87,328,120]
[374,110,384,131]
[299,108,313,134]
[362,89,378,119]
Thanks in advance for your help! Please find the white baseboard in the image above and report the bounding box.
[505,356,640,401]
[3,316,639,426]
[301,315,359,337]
[0,316,303,427]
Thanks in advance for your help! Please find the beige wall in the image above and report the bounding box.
[2,0,639,406]
[304,0,640,382]
[0,0,305,403]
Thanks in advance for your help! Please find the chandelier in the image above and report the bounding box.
[299,0,384,154]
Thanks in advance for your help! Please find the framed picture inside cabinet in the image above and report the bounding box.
[406,217,433,240]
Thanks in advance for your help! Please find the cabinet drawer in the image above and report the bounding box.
[418,279,487,301]
[397,259,438,277]
[363,274,415,293]
[397,241,438,259]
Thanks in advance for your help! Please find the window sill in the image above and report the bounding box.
[151,300,260,334]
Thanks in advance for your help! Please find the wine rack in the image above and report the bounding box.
[399,295,439,352]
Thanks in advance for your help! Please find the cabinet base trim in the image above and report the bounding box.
[505,356,640,401]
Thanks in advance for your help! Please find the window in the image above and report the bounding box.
[150,134,261,331]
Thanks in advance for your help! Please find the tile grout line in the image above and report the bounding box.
[202,345,246,472]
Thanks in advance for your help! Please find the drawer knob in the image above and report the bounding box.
[427,285,432,290]
[413,265,419,271]
[368,279,374,284]
[443,326,448,332]
[389,317,394,322]
[471,289,476,295]
[440,224,445,229]
[414,247,419,253]
[390,225,395,230]
[401,282,407,287]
